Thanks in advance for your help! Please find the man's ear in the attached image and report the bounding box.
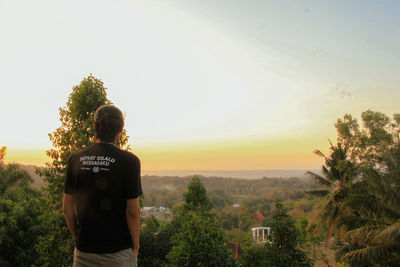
[116,132,122,142]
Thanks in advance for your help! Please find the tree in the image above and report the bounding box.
[38,75,129,208]
[0,188,43,266]
[0,164,34,195]
[334,145,400,266]
[335,110,400,168]
[241,200,313,267]
[166,176,235,266]
[167,213,234,267]
[311,111,400,266]
[35,75,129,266]
[305,142,356,237]
[332,111,400,266]
[181,176,212,213]
[0,149,43,266]
[138,216,175,267]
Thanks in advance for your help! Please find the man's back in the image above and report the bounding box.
[65,143,142,253]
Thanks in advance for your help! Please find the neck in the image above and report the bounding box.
[95,139,115,145]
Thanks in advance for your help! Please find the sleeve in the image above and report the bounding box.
[124,155,143,199]
[64,155,76,195]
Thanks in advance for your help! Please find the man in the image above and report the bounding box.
[63,105,142,267]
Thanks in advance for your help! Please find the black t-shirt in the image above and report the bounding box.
[64,143,143,253]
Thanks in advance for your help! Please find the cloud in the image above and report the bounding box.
[333,83,352,100]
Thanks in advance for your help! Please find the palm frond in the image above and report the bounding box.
[344,225,383,244]
[345,193,400,220]
[321,165,331,180]
[336,214,384,231]
[313,149,326,159]
[373,222,400,243]
[345,243,400,265]
[305,171,331,187]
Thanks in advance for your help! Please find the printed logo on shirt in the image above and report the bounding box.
[79,155,116,172]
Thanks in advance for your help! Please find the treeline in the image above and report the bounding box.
[141,175,319,209]
[141,175,322,238]
[139,176,314,266]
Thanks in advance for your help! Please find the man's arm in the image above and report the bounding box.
[126,197,141,257]
[62,193,77,241]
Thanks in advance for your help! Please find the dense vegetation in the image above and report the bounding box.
[0,75,398,266]
[307,111,400,266]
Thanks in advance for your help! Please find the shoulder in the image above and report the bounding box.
[117,149,140,164]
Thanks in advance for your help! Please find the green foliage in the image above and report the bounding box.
[335,110,400,167]
[0,190,44,266]
[167,213,234,267]
[335,112,400,266]
[0,163,34,195]
[218,209,238,230]
[182,176,212,213]
[306,222,325,260]
[224,230,253,252]
[35,75,130,266]
[37,75,129,208]
[138,216,177,267]
[237,205,255,232]
[166,177,235,266]
[0,154,44,266]
[240,244,271,267]
[310,110,400,266]
[241,200,313,267]
[141,175,318,210]
[295,217,308,246]
[208,189,232,209]
[269,200,300,252]
[305,142,355,237]
[139,177,236,266]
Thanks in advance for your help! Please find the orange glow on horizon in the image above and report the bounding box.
[4,136,329,170]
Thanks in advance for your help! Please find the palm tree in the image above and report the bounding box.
[335,145,400,266]
[306,141,356,238]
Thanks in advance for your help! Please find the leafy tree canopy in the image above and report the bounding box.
[241,200,313,267]
[167,176,234,266]
[35,75,129,266]
[309,110,400,266]
[335,110,400,167]
[0,148,43,266]
[182,176,213,213]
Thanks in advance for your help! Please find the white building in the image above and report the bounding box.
[251,227,271,243]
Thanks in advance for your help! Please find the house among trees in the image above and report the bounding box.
[251,227,270,243]
[140,206,172,219]
[141,207,157,218]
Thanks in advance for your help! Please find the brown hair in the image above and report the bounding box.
[94,105,124,143]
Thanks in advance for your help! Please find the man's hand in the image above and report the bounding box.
[133,248,139,257]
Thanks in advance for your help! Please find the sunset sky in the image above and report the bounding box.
[1,0,399,170]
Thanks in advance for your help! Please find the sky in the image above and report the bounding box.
[1,0,399,170]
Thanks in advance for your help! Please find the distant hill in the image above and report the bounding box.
[142,169,317,180]
[15,164,46,189]
[9,164,319,189]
